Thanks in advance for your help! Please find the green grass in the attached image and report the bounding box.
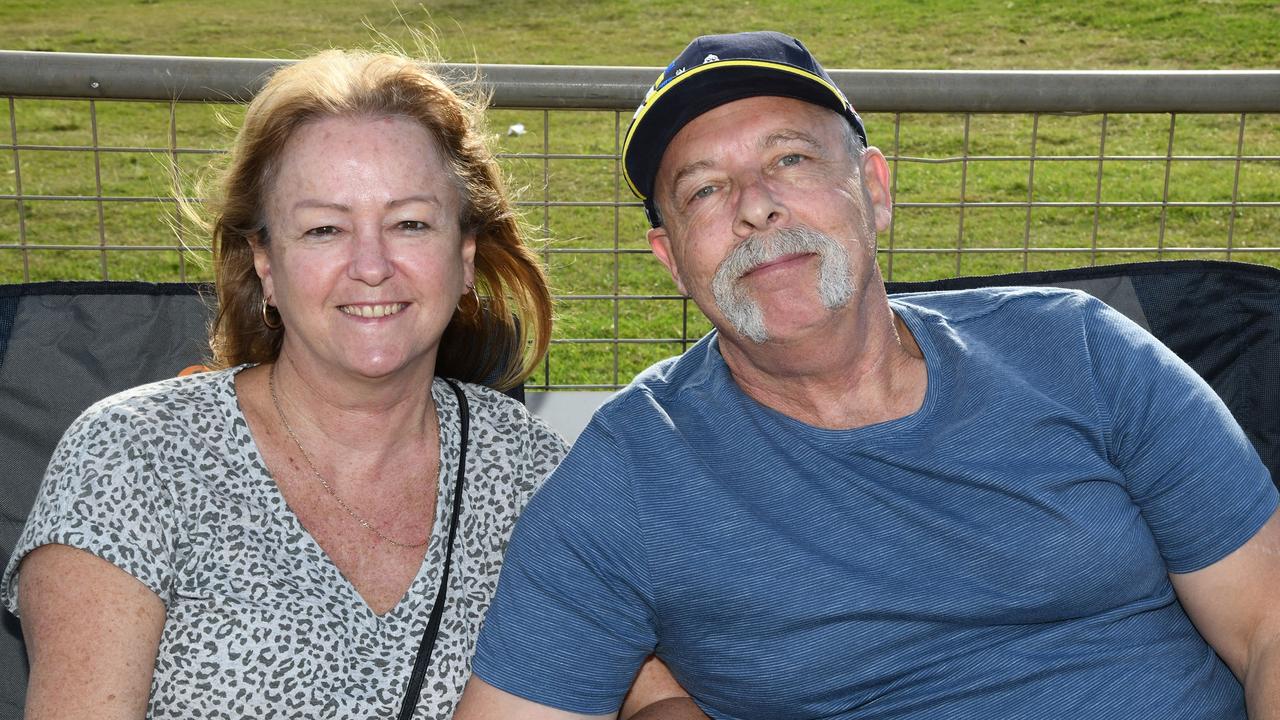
[3,0,1277,67]
[1,0,1278,386]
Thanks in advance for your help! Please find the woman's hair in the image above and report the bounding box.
[197,48,552,390]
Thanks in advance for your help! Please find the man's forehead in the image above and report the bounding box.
[658,97,844,180]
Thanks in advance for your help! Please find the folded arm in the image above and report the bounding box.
[1171,508,1280,719]
[17,544,166,720]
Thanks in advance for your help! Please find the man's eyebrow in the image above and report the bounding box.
[763,129,824,149]
[667,159,716,197]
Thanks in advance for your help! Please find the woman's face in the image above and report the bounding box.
[254,114,476,383]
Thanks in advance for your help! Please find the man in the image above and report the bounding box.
[455,31,1280,719]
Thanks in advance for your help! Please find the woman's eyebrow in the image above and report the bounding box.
[289,194,443,213]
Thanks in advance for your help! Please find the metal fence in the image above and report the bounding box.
[3,51,1279,389]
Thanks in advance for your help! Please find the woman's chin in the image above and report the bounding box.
[330,352,433,383]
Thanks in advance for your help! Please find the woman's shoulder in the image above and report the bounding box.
[439,378,530,423]
[436,378,568,458]
[70,365,244,437]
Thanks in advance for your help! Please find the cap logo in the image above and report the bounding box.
[702,54,719,64]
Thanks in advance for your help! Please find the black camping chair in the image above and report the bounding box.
[0,260,1277,716]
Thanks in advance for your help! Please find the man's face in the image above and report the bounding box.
[647,96,892,345]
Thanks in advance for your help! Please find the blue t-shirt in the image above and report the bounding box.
[472,288,1278,719]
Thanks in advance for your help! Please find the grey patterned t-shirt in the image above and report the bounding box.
[2,366,568,719]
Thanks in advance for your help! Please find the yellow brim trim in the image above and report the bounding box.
[621,59,848,199]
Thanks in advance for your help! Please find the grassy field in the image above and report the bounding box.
[2,0,1278,385]
[3,0,1278,67]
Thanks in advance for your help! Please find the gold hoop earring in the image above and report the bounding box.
[261,296,282,330]
[460,282,480,316]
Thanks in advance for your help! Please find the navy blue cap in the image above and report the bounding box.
[622,31,867,227]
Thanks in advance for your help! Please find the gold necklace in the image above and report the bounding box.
[268,362,431,549]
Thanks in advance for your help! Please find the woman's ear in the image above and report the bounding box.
[461,231,477,294]
[250,233,274,302]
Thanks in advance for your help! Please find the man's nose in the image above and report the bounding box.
[734,177,786,237]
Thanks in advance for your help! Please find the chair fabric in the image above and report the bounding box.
[0,281,211,717]
[0,260,1276,716]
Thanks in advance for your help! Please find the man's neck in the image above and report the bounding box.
[717,290,927,430]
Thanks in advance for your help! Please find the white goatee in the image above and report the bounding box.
[707,225,854,344]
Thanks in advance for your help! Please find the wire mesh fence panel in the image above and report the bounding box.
[2,53,1279,388]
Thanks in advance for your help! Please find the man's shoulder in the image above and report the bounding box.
[891,284,1099,326]
[592,332,723,424]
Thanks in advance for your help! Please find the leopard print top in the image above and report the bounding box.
[2,366,568,719]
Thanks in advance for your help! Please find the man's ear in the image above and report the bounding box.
[647,225,688,296]
[860,147,894,233]
[250,233,274,302]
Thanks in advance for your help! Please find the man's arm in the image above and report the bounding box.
[624,700,709,720]
[619,657,707,720]
[455,657,710,720]
[1170,508,1280,719]
[453,676,611,720]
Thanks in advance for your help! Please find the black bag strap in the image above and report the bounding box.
[397,378,470,720]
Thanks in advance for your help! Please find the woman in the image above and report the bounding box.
[0,49,685,719]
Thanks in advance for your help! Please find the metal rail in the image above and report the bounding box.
[3,50,1279,112]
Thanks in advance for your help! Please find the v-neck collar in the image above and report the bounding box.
[227,366,462,621]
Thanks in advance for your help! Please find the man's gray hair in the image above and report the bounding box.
[842,121,867,162]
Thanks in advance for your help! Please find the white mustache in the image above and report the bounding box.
[715,226,832,284]
[709,226,855,344]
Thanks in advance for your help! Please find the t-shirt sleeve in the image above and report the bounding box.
[2,399,179,614]
[470,417,657,714]
[1084,296,1278,573]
